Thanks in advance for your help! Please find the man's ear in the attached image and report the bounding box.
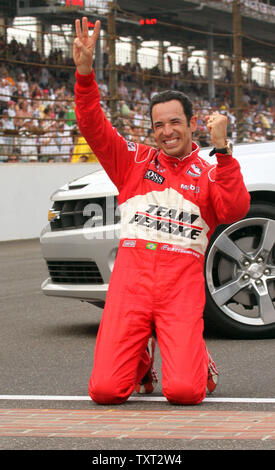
[190,115,197,133]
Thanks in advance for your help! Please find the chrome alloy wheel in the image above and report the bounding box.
[206,217,275,327]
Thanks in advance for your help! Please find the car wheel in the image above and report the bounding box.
[204,203,275,339]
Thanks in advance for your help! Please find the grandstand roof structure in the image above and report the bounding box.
[2,0,275,63]
[114,0,275,62]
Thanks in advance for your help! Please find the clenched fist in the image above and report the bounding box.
[206,113,228,148]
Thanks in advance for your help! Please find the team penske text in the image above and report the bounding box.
[129,203,203,240]
[80,199,204,242]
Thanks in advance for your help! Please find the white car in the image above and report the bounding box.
[40,141,275,339]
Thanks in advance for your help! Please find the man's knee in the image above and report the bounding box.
[89,376,133,405]
[163,378,205,405]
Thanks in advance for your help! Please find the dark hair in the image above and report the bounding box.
[150,90,193,126]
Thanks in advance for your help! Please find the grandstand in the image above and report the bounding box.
[0,0,274,162]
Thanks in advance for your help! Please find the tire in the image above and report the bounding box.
[204,203,275,339]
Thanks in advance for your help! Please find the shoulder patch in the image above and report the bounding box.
[187,163,202,177]
[126,141,137,151]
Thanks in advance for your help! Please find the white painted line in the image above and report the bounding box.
[0,395,90,401]
[0,395,274,404]
[203,397,275,404]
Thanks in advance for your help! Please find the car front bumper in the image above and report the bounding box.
[40,222,120,305]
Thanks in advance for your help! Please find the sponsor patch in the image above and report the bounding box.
[144,169,165,185]
[161,244,200,257]
[127,141,137,151]
[129,204,202,240]
[187,164,202,177]
[122,240,136,247]
[181,183,200,193]
[119,187,210,256]
[146,242,157,250]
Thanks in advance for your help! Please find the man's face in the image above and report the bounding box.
[151,100,197,158]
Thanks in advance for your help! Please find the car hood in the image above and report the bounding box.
[199,140,274,163]
[52,167,119,201]
[199,141,275,192]
[51,141,275,200]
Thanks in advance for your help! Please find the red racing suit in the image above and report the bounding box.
[75,70,250,405]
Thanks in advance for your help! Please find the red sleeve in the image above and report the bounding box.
[74,70,135,191]
[207,154,250,224]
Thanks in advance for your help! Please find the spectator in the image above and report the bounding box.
[7,100,16,118]
[98,78,108,98]
[119,100,133,118]
[0,78,12,113]
[150,85,159,100]
[17,73,29,97]
[132,104,144,128]
[254,127,266,142]
[78,154,89,162]
[71,135,98,162]
[131,87,142,104]
[167,54,173,73]
[2,68,15,89]
[15,99,32,128]
[40,105,55,132]
[38,121,59,162]
[39,66,50,89]
[198,133,210,148]
[7,153,19,163]
[41,89,52,107]
[121,121,134,141]
[29,82,43,100]
[118,80,129,100]
[57,119,73,161]
[65,98,76,127]
[140,92,150,113]
[31,98,44,124]
[260,112,271,130]
[0,109,15,161]
[17,118,38,162]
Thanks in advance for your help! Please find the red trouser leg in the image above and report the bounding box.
[89,307,152,404]
[89,247,154,404]
[153,253,208,404]
[155,311,208,404]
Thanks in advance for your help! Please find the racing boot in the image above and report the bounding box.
[206,347,219,394]
[135,337,158,394]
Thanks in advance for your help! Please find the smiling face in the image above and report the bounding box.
[151,99,197,158]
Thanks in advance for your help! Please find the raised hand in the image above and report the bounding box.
[206,112,228,148]
[73,17,101,75]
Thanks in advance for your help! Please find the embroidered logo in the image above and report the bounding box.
[146,242,157,250]
[127,141,137,151]
[187,164,202,177]
[181,184,200,193]
[144,169,165,185]
[122,240,136,247]
[129,204,203,241]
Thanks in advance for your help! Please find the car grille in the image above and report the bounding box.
[50,196,120,231]
[47,260,104,284]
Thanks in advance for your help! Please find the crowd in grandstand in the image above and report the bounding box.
[0,33,274,163]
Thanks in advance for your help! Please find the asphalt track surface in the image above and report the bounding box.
[1,238,275,458]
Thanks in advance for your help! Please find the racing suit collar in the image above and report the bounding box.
[158,142,200,166]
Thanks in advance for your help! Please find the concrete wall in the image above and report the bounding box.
[0,163,100,241]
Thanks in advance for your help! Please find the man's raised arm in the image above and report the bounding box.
[73,17,137,191]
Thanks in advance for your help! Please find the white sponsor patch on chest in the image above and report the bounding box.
[119,188,209,255]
